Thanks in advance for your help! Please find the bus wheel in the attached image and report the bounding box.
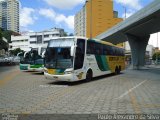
[86,70,92,81]
[115,66,119,74]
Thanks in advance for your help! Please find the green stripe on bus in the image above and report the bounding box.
[30,64,43,68]
[95,55,110,71]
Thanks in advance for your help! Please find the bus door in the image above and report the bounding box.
[74,39,85,80]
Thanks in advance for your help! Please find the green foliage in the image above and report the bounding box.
[0,28,8,50]
[69,33,74,36]
[63,32,68,36]
[0,28,2,39]
[2,30,12,43]
[152,52,160,60]
[0,27,20,43]
[9,48,24,56]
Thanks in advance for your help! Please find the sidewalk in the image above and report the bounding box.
[146,64,160,69]
[125,64,160,70]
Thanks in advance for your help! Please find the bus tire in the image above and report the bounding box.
[86,69,92,81]
[115,66,119,74]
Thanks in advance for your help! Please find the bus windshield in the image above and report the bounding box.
[20,50,42,64]
[20,52,31,64]
[45,47,73,69]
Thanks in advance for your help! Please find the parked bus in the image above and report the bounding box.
[19,51,31,70]
[44,36,125,82]
[19,47,46,72]
[28,47,46,72]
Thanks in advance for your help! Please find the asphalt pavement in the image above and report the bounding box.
[0,65,160,119]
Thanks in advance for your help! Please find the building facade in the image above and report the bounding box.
[0,0,19,32]
[74,6,86,37]
[74,0,123,38]
[9,28,65,51]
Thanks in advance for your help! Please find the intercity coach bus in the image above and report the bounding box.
[27,47,46,72]
[19,51,31,70]
[44,36,125,82]
[19,47,46,72]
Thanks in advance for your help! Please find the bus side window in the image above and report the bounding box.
[87,41,91,54]
[87,40,94,54]
[106,45,111,55]
[104,45,107,55]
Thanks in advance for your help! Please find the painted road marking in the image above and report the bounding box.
[115,80,147,100]
[0,70,20,86]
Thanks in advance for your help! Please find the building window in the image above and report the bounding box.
[52,34,60,37]
[44,41,49,44]
[37,35,42,44]
[44,34,49,38]
[30,41,36,44]
[30,35,36,38]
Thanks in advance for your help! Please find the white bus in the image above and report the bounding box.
[27,47,46,72]
[19,47,46,72]
[44,36,125,82]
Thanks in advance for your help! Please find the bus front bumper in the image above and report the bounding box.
[20,64,29,70]
[44,72,74,82]
[28,67,44,72]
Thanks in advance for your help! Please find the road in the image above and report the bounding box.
[0,65,160,119]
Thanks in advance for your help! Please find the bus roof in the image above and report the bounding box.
[88,38,123,48]
[49,36,123,49]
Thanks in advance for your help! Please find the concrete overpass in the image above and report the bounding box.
[96,0,160,69]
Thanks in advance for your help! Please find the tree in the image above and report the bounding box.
[9,48,24,56]
[63,32,68,36]
[0,28,8,51]
[152,52,160,60]
[0,28,2,39]
[2,30,12,43]
[0,28,20,43]
[69,33,74,36]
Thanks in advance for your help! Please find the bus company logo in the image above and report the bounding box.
[77,72,84,79]
[109,57,119,61]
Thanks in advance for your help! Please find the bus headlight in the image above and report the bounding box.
[28,64,30,68]
[65,69,73,74]
[65,71,73,74]
[65,68,73,74]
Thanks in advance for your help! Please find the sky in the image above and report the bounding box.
[19,0,159,48]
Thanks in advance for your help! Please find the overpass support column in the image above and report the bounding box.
[126,34,150,69]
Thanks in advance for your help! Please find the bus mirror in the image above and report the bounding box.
[70,46,75,56]
[42,51,45,58]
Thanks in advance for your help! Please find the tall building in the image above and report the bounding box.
[0,0,19,33]
[74,6,86,37]
[74,0,123,38]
